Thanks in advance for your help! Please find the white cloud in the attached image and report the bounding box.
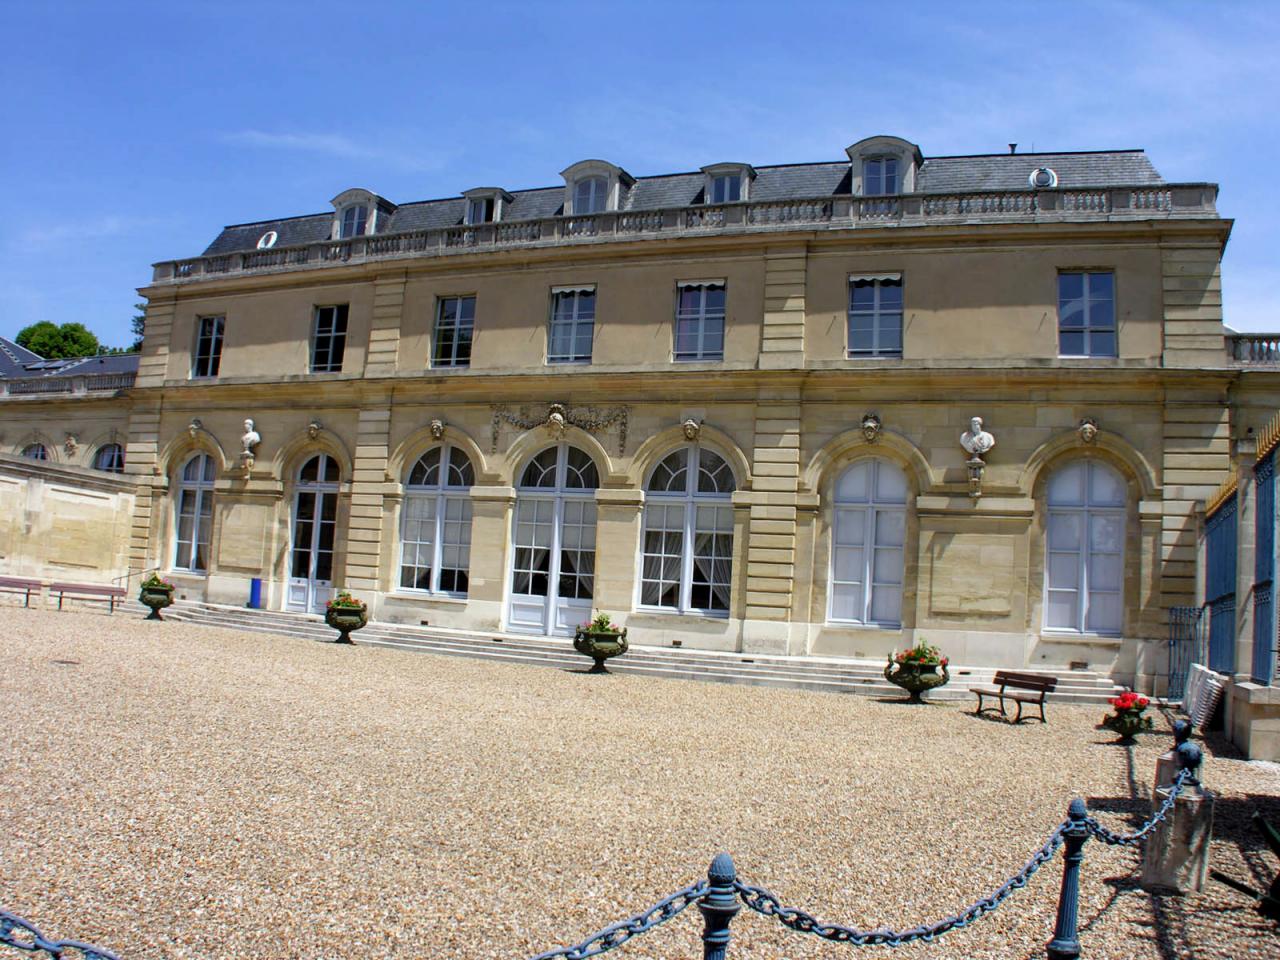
[220,129,448,173]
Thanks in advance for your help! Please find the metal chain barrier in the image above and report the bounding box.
[529,879,709,960]
[732,824,1068,947]
[1084,767,1193,846]
[1,910,120,960]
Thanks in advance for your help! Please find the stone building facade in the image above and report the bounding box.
[4,135,1278,737]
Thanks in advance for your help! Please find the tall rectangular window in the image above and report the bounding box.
[311,305,348,373]
[466,197,494,224]
[192,316,224,378]
[710,175,741,203]
[548,288,595,364]
[339,205,368,238]
[574,177,607,214]
[433,296,475,368]
[1058,272,1116,357]
[847,276,903,357]
[863,158,899,195]
[674,282,726,361]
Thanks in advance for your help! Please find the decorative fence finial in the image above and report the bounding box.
[700,854,739,960]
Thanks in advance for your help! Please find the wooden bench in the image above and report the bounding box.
[49,582,128,614]
[0,576,42,607]
[972,671,1058,724]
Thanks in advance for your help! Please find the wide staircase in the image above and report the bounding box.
[165,601,1126,705]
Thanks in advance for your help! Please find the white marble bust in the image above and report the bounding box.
[960,416,995,457]
[241,418,261,456]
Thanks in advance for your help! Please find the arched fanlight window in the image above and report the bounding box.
[829,458,907,626]
[21,443,48,461]
[1045,460,1126,634]
[640,446,736,615]
[298,454,340,484]
[175,453,216,572]
[400,445,474,595]
[93,443,125,473]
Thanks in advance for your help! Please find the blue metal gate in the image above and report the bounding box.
[1254,450,1276,684]
[1167,606,1204,701]
[1205,494,1236,674]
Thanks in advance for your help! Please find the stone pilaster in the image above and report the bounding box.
[1233,437,1258,680]
[366,271,406,376]
[741,390,802,653]
[343,397,393,591]
[135,295,176,389]
[467,485,515,631]
[757,247,807,369]
[1161,244,1226,368]
[595,489,643,615]
[124,406,163,573]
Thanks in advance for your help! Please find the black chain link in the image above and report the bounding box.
[1,910,120,960]
[732,824,1068,947]
[528,879,709,960]
[1085,768,1193,846]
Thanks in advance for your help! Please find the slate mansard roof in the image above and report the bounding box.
[0,337,139,381]
[203,148,1167,256]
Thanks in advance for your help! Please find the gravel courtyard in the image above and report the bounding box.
[1,609,1277,960]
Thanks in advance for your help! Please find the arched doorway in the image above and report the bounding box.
[288,453,340,612]
[508,444,598,635]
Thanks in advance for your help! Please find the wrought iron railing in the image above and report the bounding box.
[1168,605,1205,702]
[1,372,136,398]
[152,183,1220,284]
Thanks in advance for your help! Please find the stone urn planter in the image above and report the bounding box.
[1102,692,1154,742]
[324,591,368,644]
[138,575,176,621]
[573,612,629,673]
[884,639,950,703]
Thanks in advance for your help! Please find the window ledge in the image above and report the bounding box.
[632,607,730,623]
[1039,631,1123,648]
[385,592,468,606]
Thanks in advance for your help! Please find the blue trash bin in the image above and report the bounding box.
[249,577,263,609]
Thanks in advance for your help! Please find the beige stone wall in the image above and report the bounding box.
[0,454,135,584]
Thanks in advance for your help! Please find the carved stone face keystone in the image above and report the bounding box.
[307,420,322,440]
[188,418,202,439]
[861,413,882,443]
[429,418,445,440]
[682,418,701,441]
[1078,418,1099,444]
[546,403,568,437]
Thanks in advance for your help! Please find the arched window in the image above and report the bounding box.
[338,204,369,238]
[1045,460,1125,634]
[175,453,216,572]
[573,176,608,214]
[21,443,48,461]
[509,444,599,635]
[641,446,736,615]
[400,445,474,595]
[287,454,342,612]
[93,443,125,473]
[829,458,907,626]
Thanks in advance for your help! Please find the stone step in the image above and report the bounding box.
[166,602,1126,705]
[172,604,1119,691]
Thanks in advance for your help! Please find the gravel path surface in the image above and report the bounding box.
[1,609,1277,959]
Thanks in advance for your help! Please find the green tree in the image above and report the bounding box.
[130,303,145,352]
[15,321,102,359]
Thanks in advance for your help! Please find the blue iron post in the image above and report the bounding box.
[699,853,740,960]
[1046,798,1089,959]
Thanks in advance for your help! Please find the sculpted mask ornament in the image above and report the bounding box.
[861,413,882,444]
[307,420,322,440]
[429,418,446,441]
[1078,418,1099,445]
[188,418,202,439]
[960,416,996,459]
[682,418,702,442]
[545,403,568,437]
[64,434,78,457]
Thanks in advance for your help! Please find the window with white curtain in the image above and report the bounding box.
[640,446,735,615]
[1045,460,1125,634]
[829,458,907,626]
[400,445,474,595]
[175,453,216,572]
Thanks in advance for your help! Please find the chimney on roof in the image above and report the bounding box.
[1009,143,1017,155]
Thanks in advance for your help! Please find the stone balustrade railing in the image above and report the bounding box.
[153,184,1219,284]
[0,371,136,398]
[1228,333,1280,365]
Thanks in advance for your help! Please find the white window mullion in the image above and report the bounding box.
[681,499,695,613]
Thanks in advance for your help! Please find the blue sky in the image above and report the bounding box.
[1,0,1276,348]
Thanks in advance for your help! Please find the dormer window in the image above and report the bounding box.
[339,204,368,238]
[846,136,921,198]
[561,161,633,216]
[701,163,754,205]
[574,177,608,214]
[467,197,494,224]
[330,188,396,240]
[863,158,899,196]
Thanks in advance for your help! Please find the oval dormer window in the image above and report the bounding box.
[1029,167,1058,189]
[257,230,278,249]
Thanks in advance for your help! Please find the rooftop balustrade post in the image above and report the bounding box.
[700,853,740,960]
[1046,798,1089,960]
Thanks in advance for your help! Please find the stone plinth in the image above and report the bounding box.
[1140,784,1215,893]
